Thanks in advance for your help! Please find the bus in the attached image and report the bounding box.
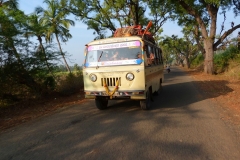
[83,22,164,110]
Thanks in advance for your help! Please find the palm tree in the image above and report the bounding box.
[40,0,75,72]
[25,10,55,77]
[0,0,19,36]
[0,0,22,64]
[0,0,43,93]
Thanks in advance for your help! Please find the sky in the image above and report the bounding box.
[19,0,240,66]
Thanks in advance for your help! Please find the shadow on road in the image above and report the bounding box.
[105,79,233,111]
[1,66,237,160]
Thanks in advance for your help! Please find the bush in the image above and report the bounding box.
[43,76,56,91]
[56,71,84,96]
[191,54,204,68]
[214,45,239,74]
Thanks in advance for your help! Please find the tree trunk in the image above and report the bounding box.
[38,36,55,78]
[194,25,205,55]
[203,38,214,74]
[55,34,71,73]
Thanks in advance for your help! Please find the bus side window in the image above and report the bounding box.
[149,46,152,58]
[147,45,154,66]
[155,48,159,65]
[145,45,150,66]
[151,47,156,65]
[159,49,163,64]
[158,48,161,64]
[145,45,150,58]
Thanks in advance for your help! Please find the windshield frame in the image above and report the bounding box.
[84,40,143,68]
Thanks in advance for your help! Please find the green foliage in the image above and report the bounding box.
[39,0,74,72]
[73,63,81,71]
[56,72,83,96]
[191,54,204,68]
[233,0,240,16]
[0,0,85,108]
[214,45,240,73]
[69,0,171,39]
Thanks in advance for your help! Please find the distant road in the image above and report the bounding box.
[0,66,240,160]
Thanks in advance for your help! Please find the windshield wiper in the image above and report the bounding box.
[96,51,103,69]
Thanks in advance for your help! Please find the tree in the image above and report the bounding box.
[0,0,18,9]
[0,0,20,61]
[68,0,147,39]
[176,13,205,56]
[146,0,174,36]
[40,0,75,72]
[159,36,178,65]
[0,0,44,95]
[68,0,172,39]
[160,34,199,68]
[158,0,240,74]
[25,11,55,77]
[233,0,240,15]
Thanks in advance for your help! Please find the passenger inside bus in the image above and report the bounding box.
[102,53,110,61]
[147,53,155,65]
[150,53,155,64]
[120,56,128,60]
[111,51,119,60]
[137,53,142,59]
[119,52,129,60]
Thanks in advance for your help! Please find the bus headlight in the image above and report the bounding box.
[89,74,97,82]
[126,73,134,81]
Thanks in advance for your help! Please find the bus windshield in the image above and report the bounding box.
[85,41,142,67]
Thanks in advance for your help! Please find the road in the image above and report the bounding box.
[0,66,240,160]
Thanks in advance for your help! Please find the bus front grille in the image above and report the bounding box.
[101,77,121,87]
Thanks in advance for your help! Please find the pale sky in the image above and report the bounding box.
[19,0,240,66]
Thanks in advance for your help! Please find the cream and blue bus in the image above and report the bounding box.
[83,26,164,110]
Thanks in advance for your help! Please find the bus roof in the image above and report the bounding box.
[87,36,143,46]
[87,21,156,46]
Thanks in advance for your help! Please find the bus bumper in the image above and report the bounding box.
[85,91,145,100]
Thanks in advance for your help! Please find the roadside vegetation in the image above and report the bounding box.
[1,0,240,120]
[0,66,83,107]
[190,45,240,79]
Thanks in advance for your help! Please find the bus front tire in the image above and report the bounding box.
[95,97,108,110]
[140,90,151,110]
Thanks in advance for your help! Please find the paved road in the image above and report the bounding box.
[1,66,240,160]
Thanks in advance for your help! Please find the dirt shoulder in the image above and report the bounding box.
[0,92,85,132]
[183,67,240,128]
[1,67,240,132]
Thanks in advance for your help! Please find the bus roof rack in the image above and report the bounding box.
[113,21,155,44]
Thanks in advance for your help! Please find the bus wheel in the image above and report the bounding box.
[140,90,151,110]
[95,97,108,110]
